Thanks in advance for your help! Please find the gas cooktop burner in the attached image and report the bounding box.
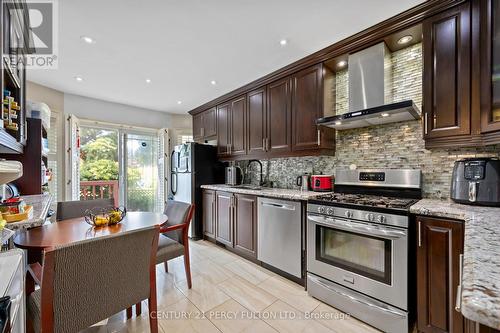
[313,193,418,210]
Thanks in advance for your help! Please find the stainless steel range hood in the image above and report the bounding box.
[317,43,420,130]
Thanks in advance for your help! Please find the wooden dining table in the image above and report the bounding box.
[14,211,168,261]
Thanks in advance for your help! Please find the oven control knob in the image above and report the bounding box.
[378,215,387,224]
[326,207,334,215]
[365,213,374,221]
[344,211,353,219]
[318,206,325,214]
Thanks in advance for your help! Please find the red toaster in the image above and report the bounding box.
[311,175,333,192]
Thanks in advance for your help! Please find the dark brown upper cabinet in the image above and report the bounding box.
[217,96,246,158]
[230,95,247,156]
[217,102,231,156]
[213,69,333,159]
[193,107,217,142]
[193,113,203,141]
[480,0,500,136]
[292,64,335,153]
[292,64,323,151]
[416,216,464,333]
[204,107,217,137]
[423,2,471,141]
[266,77,292,155]
[246,87,267,156]
[422,0,500,148]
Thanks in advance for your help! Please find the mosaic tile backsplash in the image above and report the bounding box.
[239,120,500,199]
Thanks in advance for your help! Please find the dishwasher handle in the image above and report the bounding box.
[261,201,296,211]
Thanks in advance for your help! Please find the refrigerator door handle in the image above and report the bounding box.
[170,171,178,195]
[170,150,177,172]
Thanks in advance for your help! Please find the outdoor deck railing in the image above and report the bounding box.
[80,180,119,207]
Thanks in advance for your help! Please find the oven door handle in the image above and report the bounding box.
[308,215,407,239]
[308,274,408,319]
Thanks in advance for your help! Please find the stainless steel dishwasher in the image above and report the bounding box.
[257,197,302,278]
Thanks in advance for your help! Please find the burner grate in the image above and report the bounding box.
[314,193,418,209]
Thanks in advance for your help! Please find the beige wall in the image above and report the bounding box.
[63,93,192,130]
[26,81,64,113]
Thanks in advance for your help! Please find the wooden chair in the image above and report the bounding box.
[26,225,160,333]
[56,198,115,221]
[158,201,195,287]
[133,201,194,317]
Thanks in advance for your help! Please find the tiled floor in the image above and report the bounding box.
[83,240,381,332]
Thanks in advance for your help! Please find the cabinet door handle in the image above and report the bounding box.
[263,138,266,151]
[212,199,216,229]
[317,129,321,146]
[266,138,270,151]
[455,253,464,312]
[424,113,428,135]
[201,127,205,137]
[418,221,422,247]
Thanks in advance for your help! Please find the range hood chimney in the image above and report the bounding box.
[317,42,420,130]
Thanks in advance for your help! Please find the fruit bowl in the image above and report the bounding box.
[84,206,126,227]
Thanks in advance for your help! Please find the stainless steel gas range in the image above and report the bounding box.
[306,169,421,333]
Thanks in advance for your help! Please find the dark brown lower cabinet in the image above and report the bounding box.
[416,216,464,333]
[464,319,500,333]
[233,194,257,258]
[215,191,233,247]
[202,189,216,239]
[206,191,258,259]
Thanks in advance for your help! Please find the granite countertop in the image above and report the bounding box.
[410,199,500,330]
[4,194,53,231]
[200,184,327,201]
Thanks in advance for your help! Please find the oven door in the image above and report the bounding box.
[307,213,408,310]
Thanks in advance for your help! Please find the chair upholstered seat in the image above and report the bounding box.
[27,289,41,333]
[156,234,185,264]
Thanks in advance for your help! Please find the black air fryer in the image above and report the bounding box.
[450,158,500,206]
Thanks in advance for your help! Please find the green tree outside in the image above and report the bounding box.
[79,127,157,211]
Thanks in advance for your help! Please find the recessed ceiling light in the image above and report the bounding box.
[397,35,413,45]
[80,36,95,44]
[177,101,182,105]
[145,79,151,83]
[381,113,390,117]
[335,121,342,125]
[74,76,83,82]
[337,60,347,68]
[210,80,217,85]
[280,39,288,46]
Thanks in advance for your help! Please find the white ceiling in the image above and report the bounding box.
[27,0,424,114]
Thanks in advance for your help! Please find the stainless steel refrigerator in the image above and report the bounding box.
[170,142,224,240]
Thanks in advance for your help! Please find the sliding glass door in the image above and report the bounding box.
[123,133,159,212]
[70,118,161,212]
